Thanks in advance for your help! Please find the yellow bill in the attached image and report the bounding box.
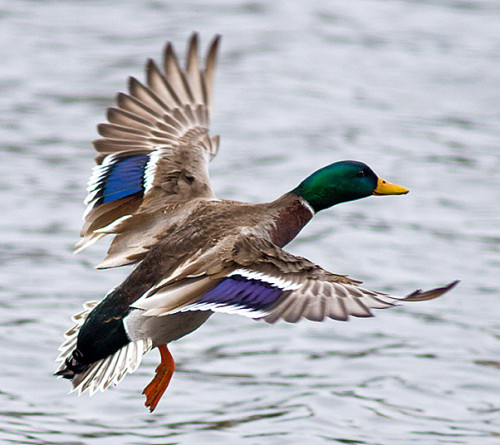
[372,178,409,195]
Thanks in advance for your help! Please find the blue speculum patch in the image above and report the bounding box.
[100,154,150,204]
[198,275,284,312]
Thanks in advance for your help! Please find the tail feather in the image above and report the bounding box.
[55,300,152,395]
[55,300,99,376]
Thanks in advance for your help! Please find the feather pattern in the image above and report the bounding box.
[180,269,297,317]
[84,153,150,210]
[131,234,458,323]
[76,33,221,261]
[180,273,455,324]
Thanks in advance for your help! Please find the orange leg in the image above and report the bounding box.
[143,344,175,412]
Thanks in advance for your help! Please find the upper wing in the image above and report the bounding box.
[132,235,458,323]
[76,33,221,257]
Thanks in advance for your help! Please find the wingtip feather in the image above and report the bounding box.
[403,280,459,302]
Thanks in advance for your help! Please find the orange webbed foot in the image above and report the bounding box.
[143,344,175,412]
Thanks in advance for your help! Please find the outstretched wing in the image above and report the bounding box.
[76,33,221,260]
[132,235,458,323]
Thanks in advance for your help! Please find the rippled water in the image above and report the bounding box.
[1,1,499,444]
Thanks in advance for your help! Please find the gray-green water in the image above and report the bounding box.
[1,1,499,444]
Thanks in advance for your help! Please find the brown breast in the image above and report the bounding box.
[270,194,313,247]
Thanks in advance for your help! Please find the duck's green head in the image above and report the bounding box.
[292,160,408,213]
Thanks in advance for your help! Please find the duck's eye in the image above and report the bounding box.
[356,170,366,178]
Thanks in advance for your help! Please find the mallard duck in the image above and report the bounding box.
[56,33,457,412]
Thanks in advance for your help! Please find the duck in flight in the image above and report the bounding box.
[56,34,457,412]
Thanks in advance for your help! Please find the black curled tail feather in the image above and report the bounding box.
[55,349,89,380]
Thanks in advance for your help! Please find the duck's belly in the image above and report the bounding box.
[123,309,213,347]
